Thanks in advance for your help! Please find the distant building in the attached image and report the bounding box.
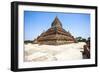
[33,16,76,45]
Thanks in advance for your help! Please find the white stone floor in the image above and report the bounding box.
[24,42,86,62]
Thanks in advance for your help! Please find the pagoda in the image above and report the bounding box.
[33,16,76,45]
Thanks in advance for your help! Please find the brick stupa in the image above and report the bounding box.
[33,16,76,45]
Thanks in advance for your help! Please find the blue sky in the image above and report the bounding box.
[24,11,90,40]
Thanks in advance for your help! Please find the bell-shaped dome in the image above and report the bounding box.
[51,16,62,28]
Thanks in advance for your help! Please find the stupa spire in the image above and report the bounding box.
[51,16,62,28]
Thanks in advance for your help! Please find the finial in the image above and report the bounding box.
[55,15,58,19]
